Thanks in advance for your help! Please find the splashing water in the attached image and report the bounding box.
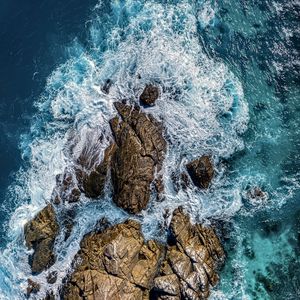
[0,0,299,299]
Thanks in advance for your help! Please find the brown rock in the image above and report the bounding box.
[140,85,160,106]
[62,209,224,300]
[63,219,163,299]
[153,274,180,296]
[110,102,166,213]
[52,134,116,204]
[26,279,40,297]
[186,156,214,189]
[153,207,224,300]
[24,204,59,274]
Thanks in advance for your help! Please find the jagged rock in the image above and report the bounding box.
[52,133,116,204]
[63,208,224,300]
[153,207,224,300]
[186,156,214,189]
[26,279,40,297]
[63,220,163,300]
[24,204,59,274]
[110,102,166,213]
[52,170,81,204]
[140,85,160,106]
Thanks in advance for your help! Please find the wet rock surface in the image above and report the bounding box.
[80,142,116,198]
[110,102,166,213]
[24,204,59,274]
[140,84,160,106]
[63,208,224,300]
[186,156,214,189]
[152,207,224,300]
[63,219,163,300]
[23,97,224,299]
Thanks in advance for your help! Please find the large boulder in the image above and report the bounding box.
[186,156,214,189]
[63,220,163,300]
[109,102,166,213]
[152,207,224,300]
[24,204,59,274]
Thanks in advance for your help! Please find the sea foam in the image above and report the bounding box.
[0,1,249,299]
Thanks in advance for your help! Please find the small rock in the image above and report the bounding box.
[102,79,112,94]
[26,279,40,297]
[47,271,58,284]
[140,84,160,106]
[247,187,268,201]
[186,155,214,189]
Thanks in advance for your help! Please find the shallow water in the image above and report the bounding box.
[0,0,299,299]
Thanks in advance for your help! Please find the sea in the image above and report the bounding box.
[0,0,299,299]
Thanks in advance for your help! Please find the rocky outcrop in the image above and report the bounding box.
[140,85,160,106]
[63,208,224,300]
[63,220,163,300]
[152,207,224,300]
[109,102,166,213]
[186,156,214,189]
[24,204,59,274]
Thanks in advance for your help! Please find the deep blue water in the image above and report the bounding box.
[0,0,299,299]
[0,0,97,233]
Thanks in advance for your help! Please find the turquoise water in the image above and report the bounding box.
[0,0,299,299]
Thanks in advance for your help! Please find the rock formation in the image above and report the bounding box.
[186,156,214,189]
[23,93,225,300]
[140,85,160,106]
[152,207,224,300]
[63,208,224,300]
[63,220,163,299]
[110,102,166,213]
[24,204,59,274]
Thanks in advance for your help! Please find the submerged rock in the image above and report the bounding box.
[81,143,116,198]
[110,102,166,213]
[24,204,59,274]
[26,279,40,297]
[140,84,160,106]
[101,79,112,94]
[63,220,163,299]
[52,139,116,203]
[52,170,81,204]
[186,156,214,189]
[63,208,224,300]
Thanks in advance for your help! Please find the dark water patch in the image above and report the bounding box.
[0,0,97,239]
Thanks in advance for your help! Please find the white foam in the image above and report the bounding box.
[0,0,250,298]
